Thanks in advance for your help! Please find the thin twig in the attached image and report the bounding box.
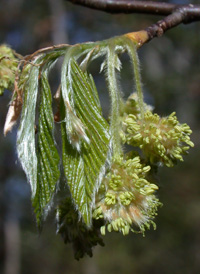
[26,44,69,60]
[66,0,200,22]
[145,8,189,40]
[123,8,191,46]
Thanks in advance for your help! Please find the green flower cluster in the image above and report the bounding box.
[122,94,194,167]
[93,157,161,235]
[121,92,153,116]
[57,198,104,260]
[93,93,193,237]
[0,45,18,95]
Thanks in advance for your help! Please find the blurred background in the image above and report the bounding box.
[0,0,200,273]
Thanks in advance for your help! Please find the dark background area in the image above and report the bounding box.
[0,0,200,273]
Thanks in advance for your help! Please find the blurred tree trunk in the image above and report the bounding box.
[4,218,20,274]
[0,215,5,274]
[48,0,68,45]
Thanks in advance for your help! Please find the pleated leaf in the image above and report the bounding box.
[33,72,60,227]
[17,66,39,197]
[61,60,110,226]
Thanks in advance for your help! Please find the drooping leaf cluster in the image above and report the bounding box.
[2,35,194,259]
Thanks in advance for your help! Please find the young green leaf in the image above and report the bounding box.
[61,47,89,151]
[61,60,110,226]
[17,65,39,197]
[32,72,60,227]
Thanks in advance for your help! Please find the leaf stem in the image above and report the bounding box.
[126,40,145,118]
[107,43,123,159]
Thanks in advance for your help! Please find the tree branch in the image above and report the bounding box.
[66,0,200,22]
[66,0,200,47]
[20,1,200,59]
[145,8,189,40]
[124,7,194,47]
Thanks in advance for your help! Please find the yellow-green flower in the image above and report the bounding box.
[93,157,161,235]
[0,45,18,95]
[124,111,194,167]
[121,92,152,117]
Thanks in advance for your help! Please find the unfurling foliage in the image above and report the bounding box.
[1,33,194,259]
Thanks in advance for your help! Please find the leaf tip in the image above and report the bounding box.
[4,98,22,136]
